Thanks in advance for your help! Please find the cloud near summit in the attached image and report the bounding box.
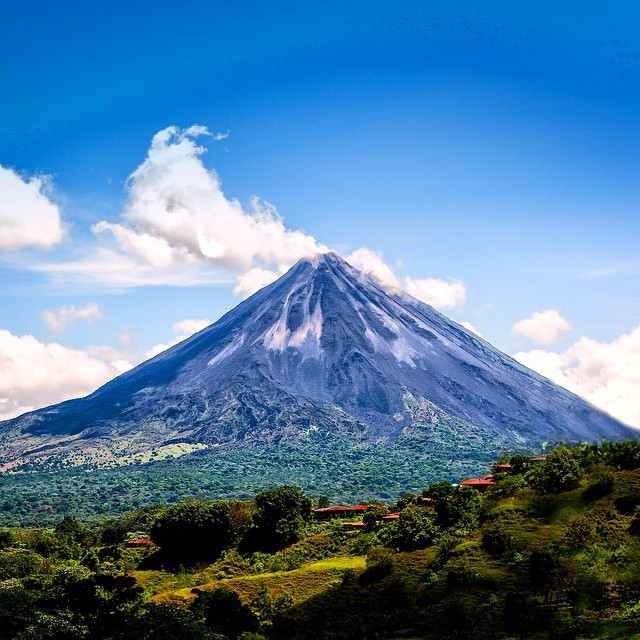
[34,125,467,309]
[93,125,328,287]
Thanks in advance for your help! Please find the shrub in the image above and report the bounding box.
[584,465,615,500]
[360,546,394,583]
[192,587,259,639]
[482,524,513,555]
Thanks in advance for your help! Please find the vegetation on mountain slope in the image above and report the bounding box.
[0,428,516,528]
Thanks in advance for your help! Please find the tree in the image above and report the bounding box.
[385,505,438,551]
[0,529,14,550]
[435,485,484,532]
[423,481,455,502]
[251,487,312,551]
[609,440,640,470]
[99,519,129,546]
[192,588,258,639]
[362,509,383,533]
[360,546,394,583]
[151,501,233,565]
[540,447,583,492]
[127,602,214,640]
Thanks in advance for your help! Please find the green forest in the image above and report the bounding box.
[2,440,640,639]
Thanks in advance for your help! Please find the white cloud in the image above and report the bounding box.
[512,309,572,345]
[515,324,640,428]
[29,247,234,289]
[172,318,210,336]
[234,267,283,299]
[0,316,215,422]
[91,125,327,288]
[0,330,120,421]
[147,318,212,359]
[460,321,483,337]
[347,248,401,288]
[0,166,65,251]
[404,276,467,310]
[42,303,103,333]
[13,126,469,314]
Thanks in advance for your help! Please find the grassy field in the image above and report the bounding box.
[151,555,366,605]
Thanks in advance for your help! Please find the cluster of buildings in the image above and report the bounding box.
[315,456,547,530]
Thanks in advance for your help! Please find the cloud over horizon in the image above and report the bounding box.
[0,330,119,422]
[0,317,214,422]
[515,324,640,428]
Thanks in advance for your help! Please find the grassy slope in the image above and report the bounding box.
[143,467,640,639]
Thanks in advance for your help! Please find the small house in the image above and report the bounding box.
[459,478,495,492]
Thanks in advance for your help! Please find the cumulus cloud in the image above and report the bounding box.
[234,267,283,299]
[345,249,468,311]
[18,125,468,311]
[91,125,327,288]
[404,276,467,310]
[512,309,572,345]
[42,303,102,333]
[0,330,120,421]
[0,166,65,251]
[0,316,215,422]
[515,325,640,428]
[172,318,210,336]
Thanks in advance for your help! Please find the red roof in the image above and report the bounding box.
[314,504,383,513]
[460,478,495,486]
[382,512,400,520]
[314,505,368,513]
[124,538,151,546]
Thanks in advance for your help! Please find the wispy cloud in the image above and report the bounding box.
[42,303,103,333]
[584,259,640,279]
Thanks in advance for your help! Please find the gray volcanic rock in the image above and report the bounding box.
[0,252,634,467]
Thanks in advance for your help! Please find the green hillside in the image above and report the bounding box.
[1,441,640,639]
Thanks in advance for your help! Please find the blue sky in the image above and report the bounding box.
[0,1,639,425]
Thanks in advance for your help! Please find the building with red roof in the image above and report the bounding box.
[459,478,496,492]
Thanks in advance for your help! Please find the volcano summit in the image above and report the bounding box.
[0,253,633,471]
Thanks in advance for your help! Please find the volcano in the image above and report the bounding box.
[0,252,633,469]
